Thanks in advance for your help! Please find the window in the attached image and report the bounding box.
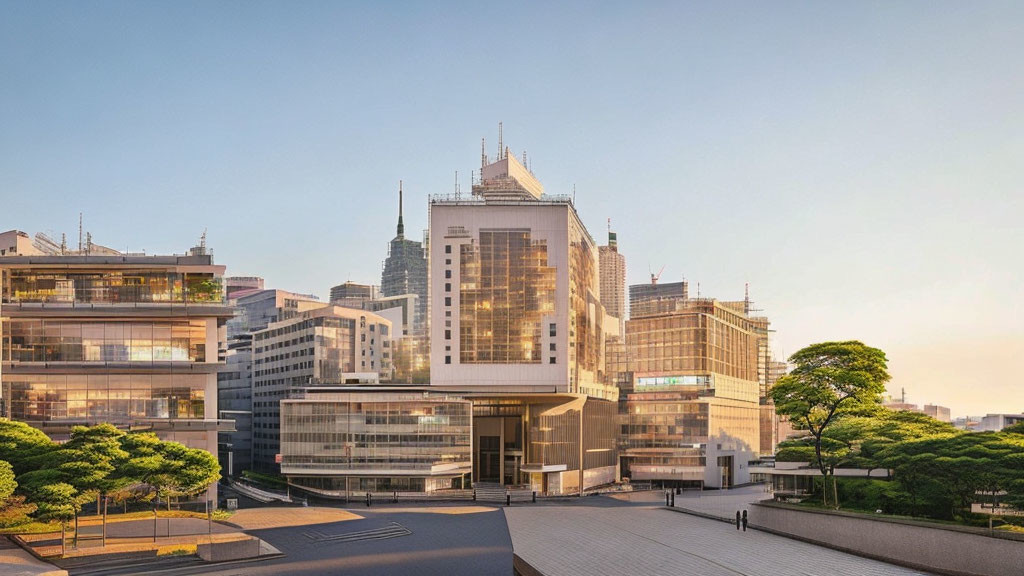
[445,270,452,279]
[445,330,451,340]
[549,323,557,337]
[445,297,451,307]
[446,259,451,265]
[445,283,451,292]
[445,355,451,364]
[549,343,556,351]
[549,357,556,364]
[445,244,452,254]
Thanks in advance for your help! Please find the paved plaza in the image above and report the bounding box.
[31,491,945,576]
[506,495,933,576]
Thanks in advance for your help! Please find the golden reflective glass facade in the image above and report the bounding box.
[458,229,555,364]
[2,319,208,363]
[626,300,759,381]
[279,393,471,493]
[2,373,207,422]
[569,232,604,385]
[2,269,223,303]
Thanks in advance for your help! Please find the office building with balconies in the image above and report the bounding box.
[0,248,233,499]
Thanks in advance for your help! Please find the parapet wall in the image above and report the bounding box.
[750,501,1024,576]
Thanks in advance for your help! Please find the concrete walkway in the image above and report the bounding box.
[671,484,773,520]
[505,498,932,576]
[0,536,67,576]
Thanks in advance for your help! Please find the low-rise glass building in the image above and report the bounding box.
[279,389,471,495]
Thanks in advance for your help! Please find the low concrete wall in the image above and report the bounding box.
[197,537,261,562]
[750,501,1024,576]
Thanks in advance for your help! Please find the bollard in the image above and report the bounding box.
[532,491,537,503]
[366,492,371,507]
[473,489,476,501]
[670,492,675,507]
[742,510,748,532]
[736,510,741,530]
[394,491,397,504]
[506,492,511,506]
[666,492,671,506]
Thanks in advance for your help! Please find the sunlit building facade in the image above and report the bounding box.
[599,228,626,335]
[0,252,233,498]
[251,305,393,472]
[618,297,765,488]
[427,146,618,494]
[280,389,471,495]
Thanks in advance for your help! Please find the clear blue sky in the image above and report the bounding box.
[2,2,1021,416]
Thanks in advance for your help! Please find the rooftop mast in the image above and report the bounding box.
[397,180,405,237]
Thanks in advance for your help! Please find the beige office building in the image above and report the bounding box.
[617,297,765,488]
[427,146,619,494]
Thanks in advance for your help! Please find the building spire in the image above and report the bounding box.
[397,180,405,237]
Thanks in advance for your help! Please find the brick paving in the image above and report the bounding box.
[505,499,933,576]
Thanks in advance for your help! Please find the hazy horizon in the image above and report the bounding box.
[2,2,1021,417]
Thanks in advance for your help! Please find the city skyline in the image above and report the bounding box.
[3,3,1021,417]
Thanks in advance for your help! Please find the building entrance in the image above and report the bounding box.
[479,436,501,483]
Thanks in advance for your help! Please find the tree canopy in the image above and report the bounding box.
[771,341,891,484]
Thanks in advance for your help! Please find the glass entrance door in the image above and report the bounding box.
[479,436,500,482]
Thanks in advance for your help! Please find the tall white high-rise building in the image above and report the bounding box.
[425,140,619,495]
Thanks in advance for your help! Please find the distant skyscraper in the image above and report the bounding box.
[381,182,428,332]
[225,276,264,299]
[599,223,626,330]
[629,279,688,318]
[329,281,379,305]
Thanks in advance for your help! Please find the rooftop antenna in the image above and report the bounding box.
[697,282,701,298]
[60,233,67,255]
[454,171,460,199]
[522,149,527,167]
[397,181,405,237]
[200,228,207,252]
[572,184,576,204]
[497,122,503,159]
[78,212,83,253]
[481,138,486,171]
[744,282,750,315]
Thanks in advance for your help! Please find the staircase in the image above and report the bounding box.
[474,482,535,503]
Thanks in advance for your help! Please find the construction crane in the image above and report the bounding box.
[650,265,665,285]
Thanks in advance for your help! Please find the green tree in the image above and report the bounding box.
[770,341,890,507]
[0,419,56,476]
[26,479,84,557]
[0,460,36,528]
[65,424,131,546]
[120,433,220,541]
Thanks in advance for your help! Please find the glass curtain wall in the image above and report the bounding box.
[2,319,207,362]
[459,229,555,364]
[2,374,207,422]
[2,269,223,304]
